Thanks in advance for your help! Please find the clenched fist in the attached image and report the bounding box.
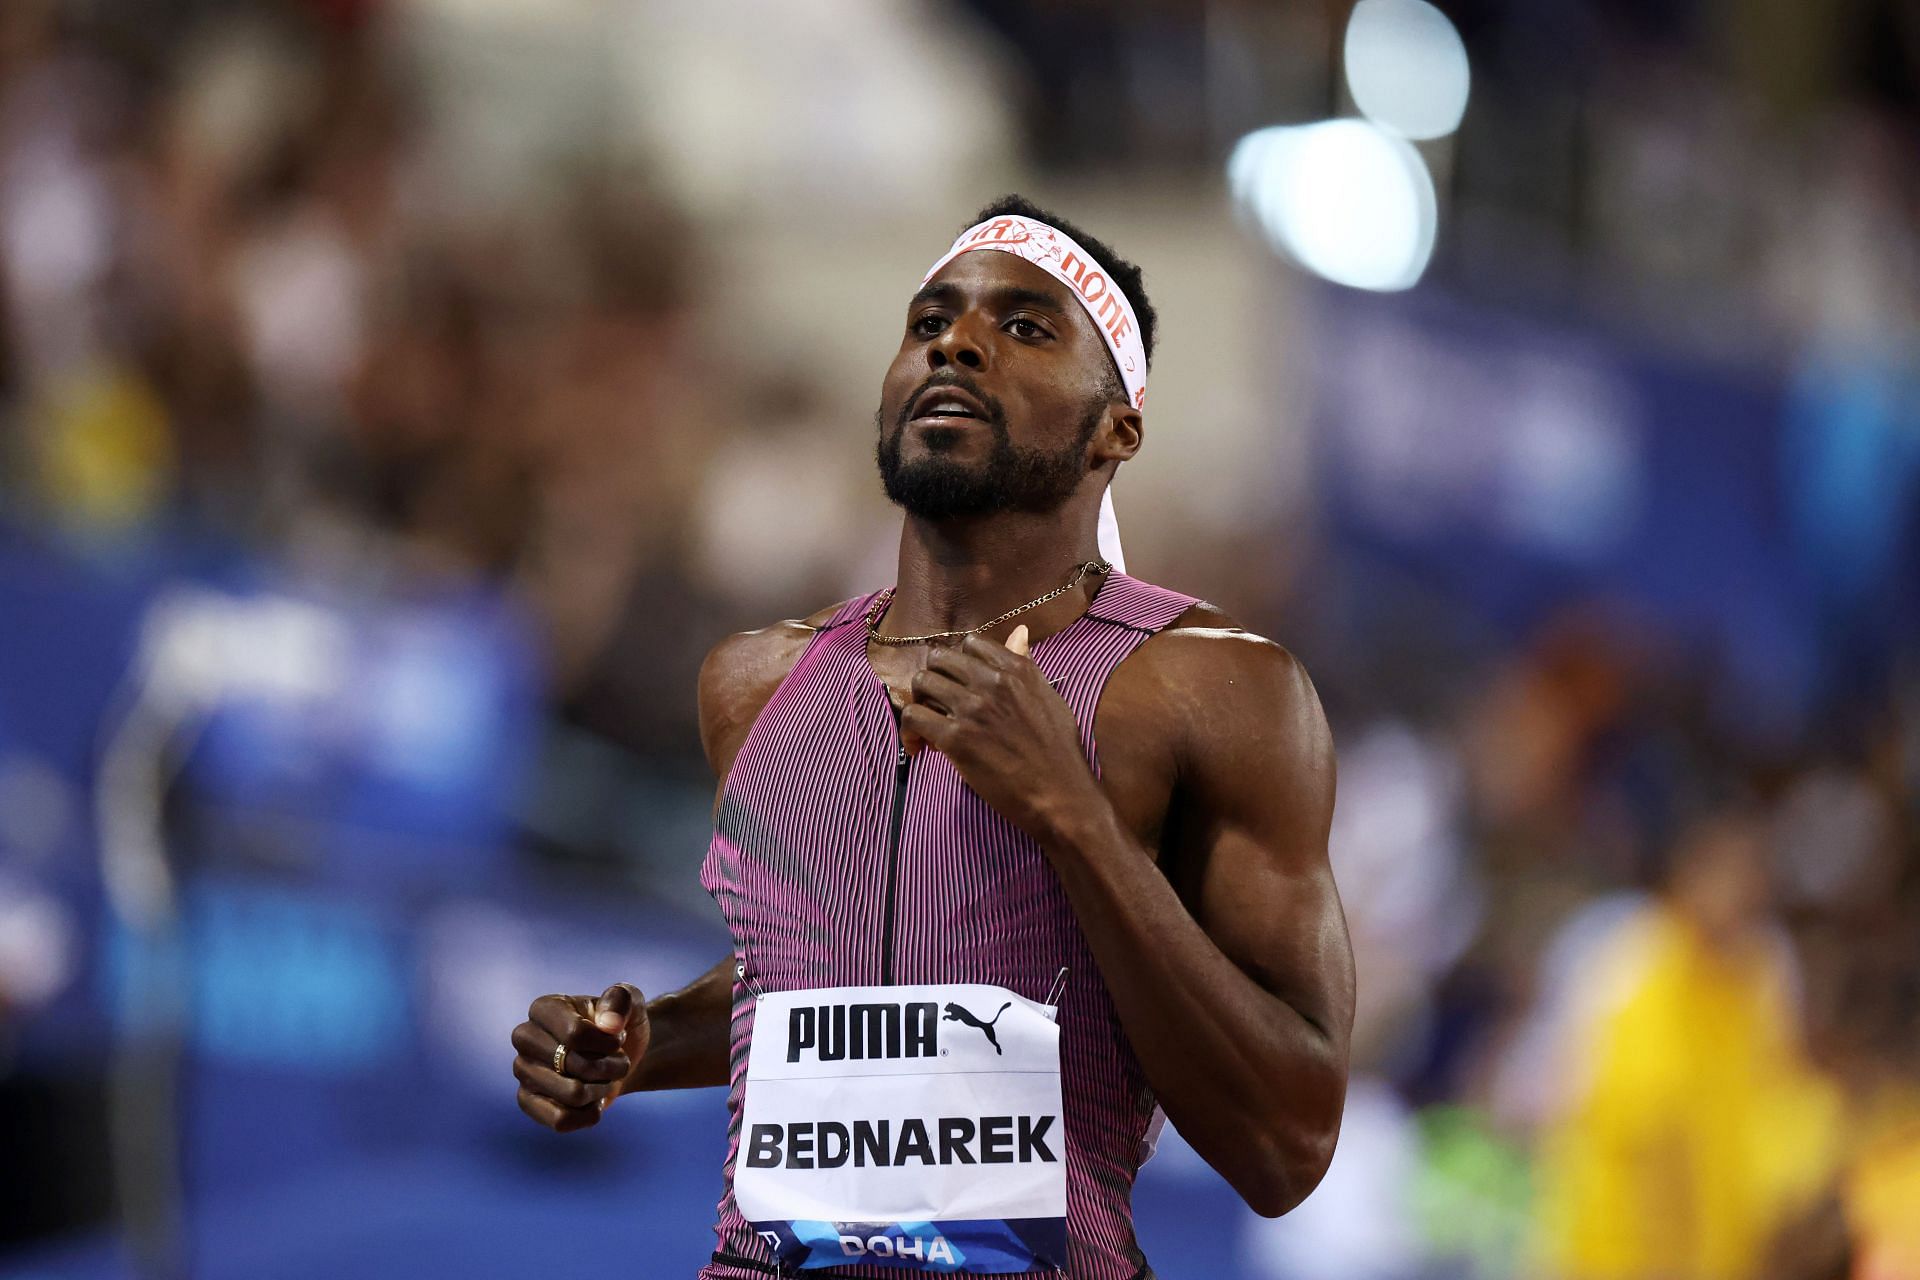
[511,983,649,1132]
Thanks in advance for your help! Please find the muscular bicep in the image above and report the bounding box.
[1174,641,1353,1045]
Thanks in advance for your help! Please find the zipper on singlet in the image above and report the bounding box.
[879,717,912,985]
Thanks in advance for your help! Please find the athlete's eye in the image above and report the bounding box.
[1006,318,1047,339]
[911,314,948,338]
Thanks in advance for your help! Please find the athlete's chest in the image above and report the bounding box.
[862,641,1181,865]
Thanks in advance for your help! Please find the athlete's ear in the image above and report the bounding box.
[1097,404,1142,465]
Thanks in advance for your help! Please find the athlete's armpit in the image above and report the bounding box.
[696,607,839,787]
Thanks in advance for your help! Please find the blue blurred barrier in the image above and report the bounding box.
[1303,285,1920,740]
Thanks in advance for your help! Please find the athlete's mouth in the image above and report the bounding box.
[910,385,991,424]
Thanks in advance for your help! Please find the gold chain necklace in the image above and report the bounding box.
[865,559,1111,647]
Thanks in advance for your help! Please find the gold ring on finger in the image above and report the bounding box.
[552,1042,569,1075]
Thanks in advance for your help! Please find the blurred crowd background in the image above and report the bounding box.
[1,1,1916,1278]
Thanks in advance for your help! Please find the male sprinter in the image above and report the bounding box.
[510,197,1354,1279]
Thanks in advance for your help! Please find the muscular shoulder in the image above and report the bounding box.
[696,600,847,780]
[1106,602,1333,793]
[1112,600,1319,716]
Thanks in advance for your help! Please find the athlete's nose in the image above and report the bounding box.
[927,312,987,373]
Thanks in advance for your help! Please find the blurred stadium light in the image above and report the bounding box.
[1344,0,1471,142]
[1230,121,1438,292]
[1229,0,1467,292]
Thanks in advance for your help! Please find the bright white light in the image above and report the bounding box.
[1229,121,1437,292]
[1345,0,1470,141]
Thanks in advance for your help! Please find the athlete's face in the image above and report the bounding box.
[875,251,1140,521]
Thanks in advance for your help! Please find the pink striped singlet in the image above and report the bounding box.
[698,572,1199,1280]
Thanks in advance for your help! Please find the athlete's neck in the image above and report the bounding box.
[881,510,1105,642]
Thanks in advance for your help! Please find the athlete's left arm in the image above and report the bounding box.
[905,626,1354,1217]
[1115,629,1353,1216]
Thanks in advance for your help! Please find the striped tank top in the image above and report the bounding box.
[698,572,1199,1280]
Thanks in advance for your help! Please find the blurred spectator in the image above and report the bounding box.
[1528,811,1842,1280]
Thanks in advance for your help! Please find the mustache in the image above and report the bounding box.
[895,370,1007,430]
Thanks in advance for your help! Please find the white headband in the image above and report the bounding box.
[922,214,1147,572]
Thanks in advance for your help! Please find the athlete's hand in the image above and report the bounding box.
[901,625,1105,843]
[511,983,649,1132]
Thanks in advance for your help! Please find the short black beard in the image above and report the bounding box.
[875,376,1104,521]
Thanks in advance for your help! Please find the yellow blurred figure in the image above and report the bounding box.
[1845,1101,1920,1280]
[34,364,175,536]
[1532,814,1844,1280]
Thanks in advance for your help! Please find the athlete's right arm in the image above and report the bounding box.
[510,613,826,1131]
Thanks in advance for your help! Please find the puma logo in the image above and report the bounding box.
[942,1001,1013,1055]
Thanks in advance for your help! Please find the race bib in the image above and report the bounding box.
[732,983,1068,1274]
